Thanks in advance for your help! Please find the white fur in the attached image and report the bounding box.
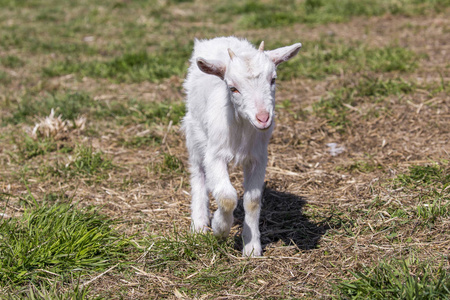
[182,36,302,256]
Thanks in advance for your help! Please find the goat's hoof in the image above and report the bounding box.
[211,212,233,238]
[190,220,210,234]
[243,243,262,257]
[211,221,232,238]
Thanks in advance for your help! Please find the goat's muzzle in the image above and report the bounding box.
[255,111,271,130]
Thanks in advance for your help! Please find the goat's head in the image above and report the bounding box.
[196,41,302,130]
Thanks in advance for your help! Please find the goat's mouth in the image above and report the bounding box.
[250,119,273,131]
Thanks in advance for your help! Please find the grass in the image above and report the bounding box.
[222,0,450,29]
[3,92,96,125]
[368,163,450,229]
[13,135,59,160]
[276,40,418,81]
[313,88,353,129]
[2,0,421,86]
[415,194,449,222]
[364,46,420,73]
[105,101,186,126]
[312,76,417,129]
[0,0,441,90]
[0,0,448,298]
[152,153,185,176]
[396,164,450,187]
[356,76,415,97]
[0,24,98,56]
[141,231,249,297]
[0,197,133,291]
[2,91,185,129]
[0,55,25,68]
[37,145,114,182]
[117,135,162,148]
[335,258,450,299]
[3,282,91,300]
[395,164,450,222]
[0,70,10,84]
[145,231,234,267]
[42,36,418,83]
[65,145,114,177]
[337,159,383,173]
[43,44,192,83]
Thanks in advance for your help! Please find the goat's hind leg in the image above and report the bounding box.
[189,158,210,233]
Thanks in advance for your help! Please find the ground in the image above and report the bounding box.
[0,0,449,299]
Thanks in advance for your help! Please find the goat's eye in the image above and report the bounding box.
[229,87,240,94]
[271,78,276,85]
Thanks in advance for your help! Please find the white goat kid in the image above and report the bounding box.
[183,37,302,256]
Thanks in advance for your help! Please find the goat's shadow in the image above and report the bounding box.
[233,186,331,252]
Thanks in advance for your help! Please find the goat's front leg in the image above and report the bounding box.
[242,158,267,257]
[204,151,237,238]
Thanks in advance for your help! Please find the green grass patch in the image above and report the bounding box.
[276,39,418,80]
[2,91,185,128]
[220,0,450,29]
[0,55,25,68]
[117,134,162,148]
[13,135,60,160]
[396,164,450,187]
[102,100,186,126]
[313,88,352,130]
[44,44,192,83]
[0,199,132,288]
[312,76,416,129]
[3,92,97,125]
[181,263,247,296]
[38,145,114,182]
[415,195,449,222]
[152,153,185,175]
[392,163,450,223]
[143,230,248,296]
[0,28,25,50]
[4,281,91,300]
[35,145,114,184]
[374,162,450,228]
[0,25,98,55]
[335,258,450,299]
[146,231,234,268]
[238,10,298,29]
[355,76,415,97]
[0,70,10,84]
[337,159,384,173]
[65,145,114,177]
[364,46,419,73]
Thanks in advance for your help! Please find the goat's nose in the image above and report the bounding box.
[256,111,270,124]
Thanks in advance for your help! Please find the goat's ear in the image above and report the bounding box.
[266,43,302,66]
[196,57,226,80]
